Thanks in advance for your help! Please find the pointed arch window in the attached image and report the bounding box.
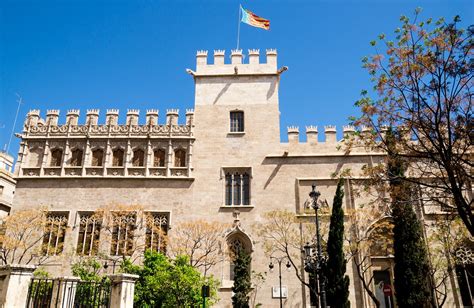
[70,149,83,166]
[91,149,104,167]
[154,149,166,167]
[174,149,186,167]
[50,148,63,167]
[132,149,145,167]
[112,148,124,167]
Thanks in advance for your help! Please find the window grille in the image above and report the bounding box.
[42,213,68,256]
[70,149,83,166]
[174,149,186,167]
[76,214,101,256]
[112,149,124,167]
[132,149,145,167]
[91,149,104,166]
[50,149,63,167]
[225,172,251,206]
[110,213,136,256]
[230,111,244,132]
[145,213,168,253]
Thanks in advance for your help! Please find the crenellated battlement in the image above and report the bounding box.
[193,49,279,76]
[285,124,361,145]
[21,109,194,138]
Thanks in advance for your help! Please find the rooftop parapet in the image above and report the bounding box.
[46,110,60,126]
[287,126,299,144]
[343,125,356,138]
[86,109,100,125]
[306,126,318,145]
[25,110,41,126]
[106,109,119,125]
[186,109,194,126]
[324,125,337,143]
[126,109,140,126]
[20,109,193,138]
[166,109,179,126]
[66,109,80,125]
[146,109,159,125]
[194,49,279,76]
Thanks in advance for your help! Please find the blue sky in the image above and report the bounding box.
[1,0,472,157]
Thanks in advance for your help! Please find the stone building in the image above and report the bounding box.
[0,151,15,218]
[11,49,467,307]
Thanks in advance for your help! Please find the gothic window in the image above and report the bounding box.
[132,149,145,167]
[29,147,43,167]
[91,149,104,167]
[145,213,169,253]
[227,234,251,280]
[154,149,166,167]
[230,111,244,132]
[70,148,83,167]
[174,149,186,167]
[42,212,68,256]
[50,148,63,167]
[110,213,136,256]
[225,171,251,206]
[76,213,101,256]
[112,148,124,167]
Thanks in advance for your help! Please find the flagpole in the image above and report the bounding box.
[236,4,241,50]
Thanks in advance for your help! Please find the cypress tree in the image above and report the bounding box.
[232,249,252,308]
[325,179,350,308]
[387,130,432,307]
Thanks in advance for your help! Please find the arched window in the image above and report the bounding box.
[227,232,252,281]
[368,219,394,256]
[154,149,166,167]
[29,147,43,167]
[112,148,124,167]
[132,149,145,167]
[91,149,104,167]
[50,149,63,167]
[70,149,83,166]
[174,149,186,167]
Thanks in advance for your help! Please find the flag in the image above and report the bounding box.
[240,6,270,30]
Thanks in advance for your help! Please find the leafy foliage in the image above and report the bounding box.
[121,250,218,308]
[325,180,350,308]
[388,132,433,307]
[72,258,103,282]
[350,9,473,235]
[232,249,252,308]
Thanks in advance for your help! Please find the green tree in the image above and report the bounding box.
[387,131,433,307]
[121,250,218,308]
[351,9,473,235]
[232,249,252,308]
[325,180,350,308]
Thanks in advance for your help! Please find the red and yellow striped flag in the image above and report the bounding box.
[240,6,270,30]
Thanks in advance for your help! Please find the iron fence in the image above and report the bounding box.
[26,278,110,308]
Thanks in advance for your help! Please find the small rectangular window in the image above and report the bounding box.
[230,111,244,132]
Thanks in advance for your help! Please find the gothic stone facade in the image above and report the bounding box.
[12,49,462,307]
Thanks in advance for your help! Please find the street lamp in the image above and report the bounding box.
[303,184,327,308]
[269,256,291,308]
